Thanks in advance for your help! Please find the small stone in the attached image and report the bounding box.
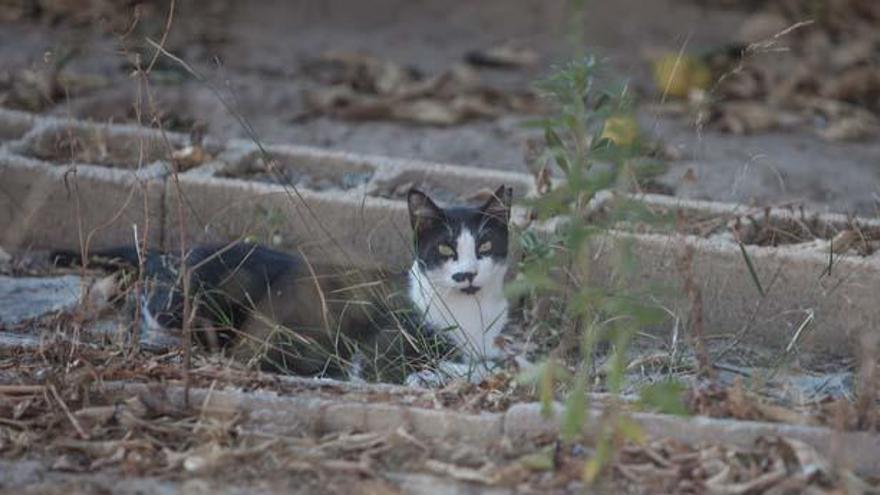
[0,275,82,325]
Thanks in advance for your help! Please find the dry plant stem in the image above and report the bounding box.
[117,33,148,354]
[0,384,47,394]
[60,43,146,352]
[130,58,150,354]
[129,49,193,405]
[49,385,88,440]
[181,264,192,407]
[59,110,90,307]
[297,248,331,334]
[60,86,139,288]
[131,29,197,405]
[855,332,879,431]
[676,245,713,379]
[131,186,149,353]
[145,0,176,74]
[710,20,815,100]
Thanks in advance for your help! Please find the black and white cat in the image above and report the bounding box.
[404,187,512,383]
[53,186,515,385]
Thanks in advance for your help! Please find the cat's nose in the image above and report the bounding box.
[451,271,476,283]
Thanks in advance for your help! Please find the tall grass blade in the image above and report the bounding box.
[738,242,765,297]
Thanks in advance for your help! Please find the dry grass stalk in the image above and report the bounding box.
[675,244,713,380]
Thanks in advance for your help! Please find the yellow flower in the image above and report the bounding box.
[601,115,640,146]
[652,53,712,99]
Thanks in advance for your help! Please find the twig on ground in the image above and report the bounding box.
[49,385,89,440]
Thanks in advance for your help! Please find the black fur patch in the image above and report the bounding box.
[53,243,299,348]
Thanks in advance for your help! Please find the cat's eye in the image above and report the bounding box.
[478,241,492,254]
[438,244,455,257]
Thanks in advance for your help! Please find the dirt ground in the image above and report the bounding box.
[1,0,878,214]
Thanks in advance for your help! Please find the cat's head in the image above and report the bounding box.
[407,185,512,295]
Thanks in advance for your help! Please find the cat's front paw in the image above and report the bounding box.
[404,361,494,388]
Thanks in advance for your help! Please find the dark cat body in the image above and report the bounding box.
[54,242,454,382]
[53,243,296,334]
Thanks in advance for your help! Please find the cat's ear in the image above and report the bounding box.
[408,188,444,232]
[480,185,512,224]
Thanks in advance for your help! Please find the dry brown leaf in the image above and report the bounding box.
[831,230,860,254]
[771,437,831,480]
[169,439,276,474]
[819,115,878,142]
[754,403,820,427]
[829,40,877,70]
[716,102,782,135]
[718,67,766,100]
[12,397,34,420]
[390,98,462,125]
[424,459,497,484]
[180,442,226,473]
[0,0,34,21]
[72,405,117,430]
[302,85,357,111]
[301,52,539,125]
[705,459,788,494]
[429,64,482,95]
[727,377,757,420]
[694,1,880,135]
[51,452,91,472]
[4,68,58,111]
[624,352,673,373]
[465,44,539,69]
[55,439,148,459]
[55,72,111,95]
[307,51,413,96]
[358,479,404,495]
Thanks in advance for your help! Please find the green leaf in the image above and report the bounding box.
[583,433,611,485]
[561,367,589,441]
[544,127,570,174]
[566,287,605,318]
[520,117,558,129]
[529,186,575,219]
[630,156,669,179]
[539,360,556,418]
[738,242,765,297]
[603,295,665,326]
[637,380,689,416]
[615,415,646,444]
[518,446,556,471]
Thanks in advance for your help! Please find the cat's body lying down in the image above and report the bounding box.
[54,186,515,384]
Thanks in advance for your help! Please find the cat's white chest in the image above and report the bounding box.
[408,265,508,360]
